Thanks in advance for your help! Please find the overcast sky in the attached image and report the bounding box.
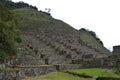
[12,0,120,51]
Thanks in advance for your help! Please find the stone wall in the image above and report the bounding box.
[0,70,24,80]
[23,66,56,77]
[1,30,118,79]
[54,64,82,70]
[0,65,56,80]
[113,45,120,53]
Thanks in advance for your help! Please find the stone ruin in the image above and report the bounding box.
[20,29,105,67]
[0,28,119,80]
[113,45,120,53]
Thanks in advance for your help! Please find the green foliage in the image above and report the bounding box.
[0,49,6,58]
[0,20,17,58]
[0,4,21,58]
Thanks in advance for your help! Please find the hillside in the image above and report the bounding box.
[3,7,109,66]
[13,7,78,36]
[0,2,116,80]
[79,28,110,54]
[12,7,110,54]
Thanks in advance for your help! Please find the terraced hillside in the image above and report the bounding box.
[0,1,116,80]
[12,7,110,66]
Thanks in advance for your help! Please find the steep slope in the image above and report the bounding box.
[79,28,110,54]
[13,7,77,36]
[12,7,110,65]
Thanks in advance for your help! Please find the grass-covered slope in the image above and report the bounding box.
[79,28,110,54]
[13,7,53,28]
[12,7,77,36]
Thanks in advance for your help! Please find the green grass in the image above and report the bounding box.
[23,71,91,80]
[68,68,120,78]
[23,68,120,80]
[12,7,55,28]
[12,7,77,35]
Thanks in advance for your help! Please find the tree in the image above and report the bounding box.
[0,3,21,59]
[44,8,51,15]
[45,8,51,13]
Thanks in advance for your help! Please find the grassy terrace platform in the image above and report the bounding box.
[23,72,89,80]
[22,68,120,80]
[68,68,120,78]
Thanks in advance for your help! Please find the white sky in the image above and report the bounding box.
[12,0,120,51]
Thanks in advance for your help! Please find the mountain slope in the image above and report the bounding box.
[79,28,110,54]
[12,7,110,54]
[11,7,110,65]
[13,7,78,36]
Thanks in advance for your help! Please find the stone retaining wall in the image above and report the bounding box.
[55,64,82,70]
[24,66,56,77]
[0,70,24,80]
[0,65,56,80]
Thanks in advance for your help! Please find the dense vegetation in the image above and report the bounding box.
[0,3,21,58]
[0,0,38,10]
